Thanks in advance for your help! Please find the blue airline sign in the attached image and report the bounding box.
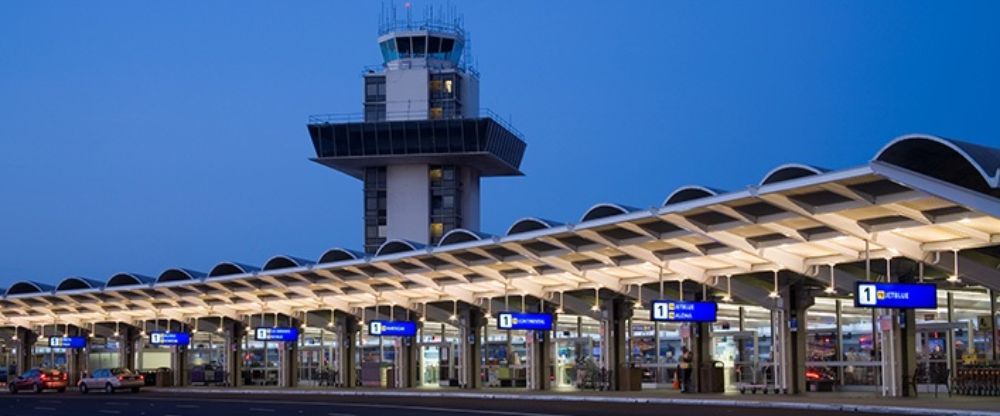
[254,327,299,342]
[149,331,190,346]
[48,336,86,349]
[650,300,718,323]
[496,312,553,331]
[854,282,937,309]
[368,320,417,337]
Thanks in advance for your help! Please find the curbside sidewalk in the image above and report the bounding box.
[150,387,1000,416]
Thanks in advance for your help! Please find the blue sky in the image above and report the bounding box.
[1,1,998,287]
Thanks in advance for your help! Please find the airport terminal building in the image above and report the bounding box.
[1,17,999,397]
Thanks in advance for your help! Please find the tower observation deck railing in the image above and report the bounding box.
[307,108,524,141]
[378,18,466,38]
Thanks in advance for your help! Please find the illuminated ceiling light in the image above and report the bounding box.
[216,327,224,333]
[721,275,733,303]
[555,291,565,314]
[824,264,837,294]
[947,250,961,283]
[591,287,601,312]
[960,217,972,224]
[449,300,458,321]
[768,270,780,299]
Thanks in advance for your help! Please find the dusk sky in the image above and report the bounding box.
[1,1,998,288]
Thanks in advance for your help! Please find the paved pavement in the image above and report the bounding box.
[0,390,926,416]
[0,388,997,416]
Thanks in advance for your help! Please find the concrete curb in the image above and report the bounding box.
[151,388,1000,416]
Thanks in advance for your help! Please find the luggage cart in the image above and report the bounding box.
[736,361,777,394]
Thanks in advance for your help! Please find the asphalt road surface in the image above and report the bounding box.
[0,391,893,416]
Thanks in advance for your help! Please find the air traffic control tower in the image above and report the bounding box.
[307,14,526,254]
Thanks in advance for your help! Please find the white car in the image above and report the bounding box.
[78,368,144,394]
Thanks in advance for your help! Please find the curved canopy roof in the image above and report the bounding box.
[506,217,563,236]
[55,276,103,292]
[760,163,828,186]
[5,280,54,297]
[375,239,424,257]
[156,268,206,284]
[663,186,722,206]
[208,262,260,278]
[875,134,1000,197]
[106,273,154,288]
[262,255,315,271]
[318,248,365,264]
[2,134,1000,329]
[580,203,641,223]
[438,229,492,246]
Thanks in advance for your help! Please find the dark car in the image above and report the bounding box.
[8,368,68,394]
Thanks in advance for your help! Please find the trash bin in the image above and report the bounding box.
[698,361,725,393]
[618,365,644,391]
[155,367,174,387]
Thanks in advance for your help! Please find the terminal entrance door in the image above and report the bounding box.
[419,342,442,387]
[187,332,226,386]
[916,322,960,389]
[242,337,280,386]
[298,330,335,387]
[712,330,761,391]
[86,337,120,374]
[0,344,14,384]
[553,336,592,389]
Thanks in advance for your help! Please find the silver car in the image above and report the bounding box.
[78,368,143,394]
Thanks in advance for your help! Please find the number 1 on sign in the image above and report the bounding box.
[499,313,512,329]
[858,284,877,306]
[654,303,669,320]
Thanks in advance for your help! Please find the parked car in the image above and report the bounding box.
[7,368,68,394]
[78,368,144,394]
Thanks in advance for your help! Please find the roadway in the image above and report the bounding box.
[0,390,899,416]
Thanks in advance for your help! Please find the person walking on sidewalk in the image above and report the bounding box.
[679,346,693,393]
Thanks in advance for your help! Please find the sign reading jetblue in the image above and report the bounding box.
[368,320,417,337]
[496,312,553,331]
[48,336,86,349]
[854,282,937,309]
[149,331,190,346]
[254,327,298,342]
[650,300,718,323]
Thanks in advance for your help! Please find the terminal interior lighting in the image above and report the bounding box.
[449,300,458,321]
[591,287,600,312]
[555,291,565,314]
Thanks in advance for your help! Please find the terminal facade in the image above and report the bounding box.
[1,15,999,397]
